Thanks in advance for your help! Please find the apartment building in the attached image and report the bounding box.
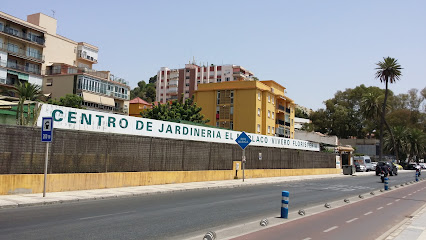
[0,11,45,89]
[0,11,130,114]
[194,80,295,138]
[156,63,254,103]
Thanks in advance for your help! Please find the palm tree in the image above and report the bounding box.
[383,126,408,163]
[12,82,42,125]
[361,91,398,160]
[406,128,425,163]
[375,57,402,162]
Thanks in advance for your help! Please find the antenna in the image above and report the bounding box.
[51,10,56,18]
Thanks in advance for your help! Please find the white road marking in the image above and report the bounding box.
[364,211,373,215]
[302,238,312,240]
[403,196,407,198]
[408,194,412,196]
[395,199,400,202]
[323,226,338,232]
[387,203,393,206]
[377,207,384,210]
[79,211,135,220]
[346,218,358,223]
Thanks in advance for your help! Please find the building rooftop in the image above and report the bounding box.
[129,97,151,105]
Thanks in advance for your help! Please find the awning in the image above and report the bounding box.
[82,92,115,106]
[100,96,115,107]
[7,70,29,81]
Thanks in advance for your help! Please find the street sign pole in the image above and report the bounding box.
[235,132,251,183]
[43,142,49,197]
[242,148,245,182]
[41,117,53,198]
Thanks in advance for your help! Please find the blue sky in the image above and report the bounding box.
[4,0,425,110]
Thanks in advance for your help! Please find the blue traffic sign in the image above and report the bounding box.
[41,117,53,142]
[235,131,251,150]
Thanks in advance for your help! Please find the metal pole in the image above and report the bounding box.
[43,142,49,197]
[242,148,245,182]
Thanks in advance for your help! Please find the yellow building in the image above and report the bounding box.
[194,80,295,138]
[129,97,153,117]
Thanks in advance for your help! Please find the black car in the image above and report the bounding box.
[404,163,421,170]
[375,161,398,176]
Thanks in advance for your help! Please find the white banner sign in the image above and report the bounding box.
[37,104,320,152]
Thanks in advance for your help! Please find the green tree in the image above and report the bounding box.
[148,75,157,84]
[130,77,156,103]
[295,108,309,118]
[406,128,425,163]
[48,94,83,108]
[141,96,209,124]
[12,82,42,125]
[375,57,402,162]
[383,126,408,162]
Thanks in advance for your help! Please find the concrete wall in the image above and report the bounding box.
[0,168,341,195]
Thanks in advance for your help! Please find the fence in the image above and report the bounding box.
[0,125,336,174]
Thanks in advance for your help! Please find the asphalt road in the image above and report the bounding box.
[234,178,426,240]
[0,171,419,240]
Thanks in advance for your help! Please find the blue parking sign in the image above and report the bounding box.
[41,117,53,142]
[235,131,251,150]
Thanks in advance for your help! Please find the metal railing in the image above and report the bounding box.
[0,43,44,62]
[0,59,43,75]
[77,52,98,63]
[0,26,45,45]
[276,120,285,125]
[286,108,290,114]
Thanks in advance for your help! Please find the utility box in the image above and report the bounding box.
[343,165,355,175]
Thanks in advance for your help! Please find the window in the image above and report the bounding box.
[268,94,270,102]
[258,108,261,116]
[185,83,189,87]
[268,126,270,134]
[230,106,234,114]
[272,112,274,119]
[217,91,220,104]
[226,77,230,81]
[27,47,41,59]
[268,110,271,118]
[257,124,260,133]
[216,106,220,114]
[272,127,275,133]
[185,90,189,93]
[230,90,234,104]
[216,122,219,127]
[258,92,261,100]
[217,78,221,82]
[291,119,293,125]
[272,97,274,104]
[230,121,233,130]
[7,43,19,53]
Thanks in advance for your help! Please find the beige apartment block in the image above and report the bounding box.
[0,11,130,115]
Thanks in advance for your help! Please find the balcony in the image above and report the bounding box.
[276,127,284,135]
[0,26,45,46]
[167,87,178,93]
[276,119,285,125]
[278,105,285,111]
[1,60,42,75]
[77,51,98,63]
[0,43,44,63]
[285,121,290,127]
[169,79,178,86]
[286,108,290,114]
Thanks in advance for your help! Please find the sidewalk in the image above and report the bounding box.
[383,202,426,240]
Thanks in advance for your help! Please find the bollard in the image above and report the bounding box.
[384,177,389,191]
[203,231,216,240]
[416,171,419,182]
[281,191,289,219]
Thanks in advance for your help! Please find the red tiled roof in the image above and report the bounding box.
[129,97,151,105]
